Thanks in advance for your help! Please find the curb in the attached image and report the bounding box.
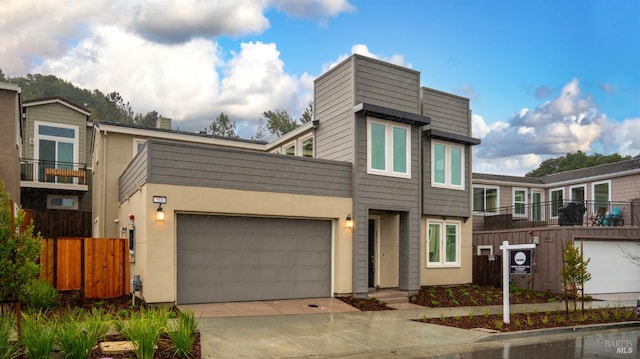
[475,321,640,342]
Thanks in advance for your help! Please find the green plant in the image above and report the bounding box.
[19,279,58,312]
[116,307,169,359]
[451,299,459,306]
[410,295,417,303]
[623,309,633,320]
[167,310,198,358]
[431,300,439,307]
[482,308,490,318]
[0,315,20,359]
[513,318,521,329]
[21,313,56,359]
[601,310,610,320]
[493,320,504,330]
[554,314,564,324]
[56,310,110,359]
[440,313,445,321]
[613,307,623,321]
[541,315,549,325]
[526,316,534,326]
[0,181,42,305]
[559,241,592,313]
[467,310,475,319]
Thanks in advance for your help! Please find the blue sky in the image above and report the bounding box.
[2,0,639,175]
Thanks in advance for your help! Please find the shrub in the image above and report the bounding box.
[493,320,504,330]
[56,310,110,359]
[21,313,56,359]
[167,310,198,358]
[0,315,20,359]
[116,307,169,359]
[19,279,58,312]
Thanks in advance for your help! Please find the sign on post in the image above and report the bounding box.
[499,241,536,324]
[510,249,532,274]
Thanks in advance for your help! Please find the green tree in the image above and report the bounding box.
[526,151,633,177]
[299,102,314,124]
[209,112,238,138]
[252,117,268,142]
[263,109,299,137]
[559,241,591,313]
[134,111,160,129]
[0,180,42,307]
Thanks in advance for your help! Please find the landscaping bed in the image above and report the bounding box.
[336,296,396,311]
[410,284,564,307]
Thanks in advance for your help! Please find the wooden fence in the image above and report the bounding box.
[24,209,92,238]
[472,255,502,288]
[40,237,129,299]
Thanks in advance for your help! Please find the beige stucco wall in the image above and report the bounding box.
[0,89,21,204]
[118,183,354,303]
[420,216,473,286]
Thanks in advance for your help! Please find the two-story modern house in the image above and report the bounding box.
[93,54,480,305]
[18,97,94,237]
[0,82,22,205]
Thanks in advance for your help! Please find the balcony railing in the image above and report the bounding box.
[475,199,636,230]
[21,159,88,186]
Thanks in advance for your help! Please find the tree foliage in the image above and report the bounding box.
[559,241,591,313]
[3,71,160,128]
[525,151,634,177]
[0,180,42,304]
[209,112,238,138]
[263,102,314,138]
[252,117,268,142]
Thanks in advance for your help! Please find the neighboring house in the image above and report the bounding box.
[0,82,22,204]
[19,98,93,237]
[472,159,640,295]
[93,54,480,304]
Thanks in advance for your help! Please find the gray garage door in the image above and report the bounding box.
[176,214,332,304]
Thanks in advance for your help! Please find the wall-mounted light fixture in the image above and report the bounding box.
[345,213,354,229]
[153,195,167,222]
[155,204,165,221]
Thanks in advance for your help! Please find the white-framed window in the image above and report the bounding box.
[570,184,586,202]
[550,187,564,218]
[300,135,314,157]
[133,138,146,156]
[592,180,611,210]
[431,140,464,189]
[367,118,411,178]
[427,220,460,267]
[47,195,78,210]
[531,189,545,221]
[513,188,528,218]
[476,245,493,256]
[473,186,499,214]
[34,121,79,182]
[283,141,296,156]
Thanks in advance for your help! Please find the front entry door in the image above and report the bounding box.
[368,219,375,287]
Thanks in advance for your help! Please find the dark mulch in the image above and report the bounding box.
[417,307,639,332]
[89,332,201,359]
[336,296,396,311]
[410,285,563,307]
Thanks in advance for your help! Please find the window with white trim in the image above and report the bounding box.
[592,180,610,210]
[513,188,528,217]
[473,186,499,214]
[367,118,411,178]
[570,184,586,202]
[133,138,146,156]
[550,188,564,218]
[300,135,313,157]
[35,121,79,183]
[431,141,464,189]
[427,220,460,267]
[283,141,296,156]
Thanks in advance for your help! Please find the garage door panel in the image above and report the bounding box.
[177,214,331,304]
[582,241,640,294]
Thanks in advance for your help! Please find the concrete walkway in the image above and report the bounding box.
[190,297,639,358]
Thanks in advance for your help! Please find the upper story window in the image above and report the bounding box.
[431,140,464,189]
[133,138,146,156]
[550,187,564,218]
[570,184,586,202]
[592,180,610,209]
[473,186,499,214]
[513,188,528,217]
[284,141,296,156]
[35,121,79,167]
[367,118,411,178]
[301,135,313,157]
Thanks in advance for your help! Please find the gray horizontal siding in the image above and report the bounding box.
[146,140,352,198]
[354,56,420,114]
[353,115,421,294]
[422,138,472,217]
[119,144,149,202]
[315,58,354,162]
[422,88,470,136]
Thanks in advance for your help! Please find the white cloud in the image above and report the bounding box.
[270,0,355,19]
[323,44,409,71]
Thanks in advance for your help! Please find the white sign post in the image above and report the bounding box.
[499,240,536,324]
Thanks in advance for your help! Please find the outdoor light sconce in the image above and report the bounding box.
[345,213,354,229]
[155,204,165,221]
[153,195,167,222]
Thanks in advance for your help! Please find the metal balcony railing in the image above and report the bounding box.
[475,199,636,230]
[21,159,88,186]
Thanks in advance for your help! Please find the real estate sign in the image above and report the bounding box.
[510,249,532,274]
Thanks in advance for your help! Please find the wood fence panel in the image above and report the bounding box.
[472,255,502,288]
[39,238,55,286]
[56,238,83,291]
[84,238,129,299]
